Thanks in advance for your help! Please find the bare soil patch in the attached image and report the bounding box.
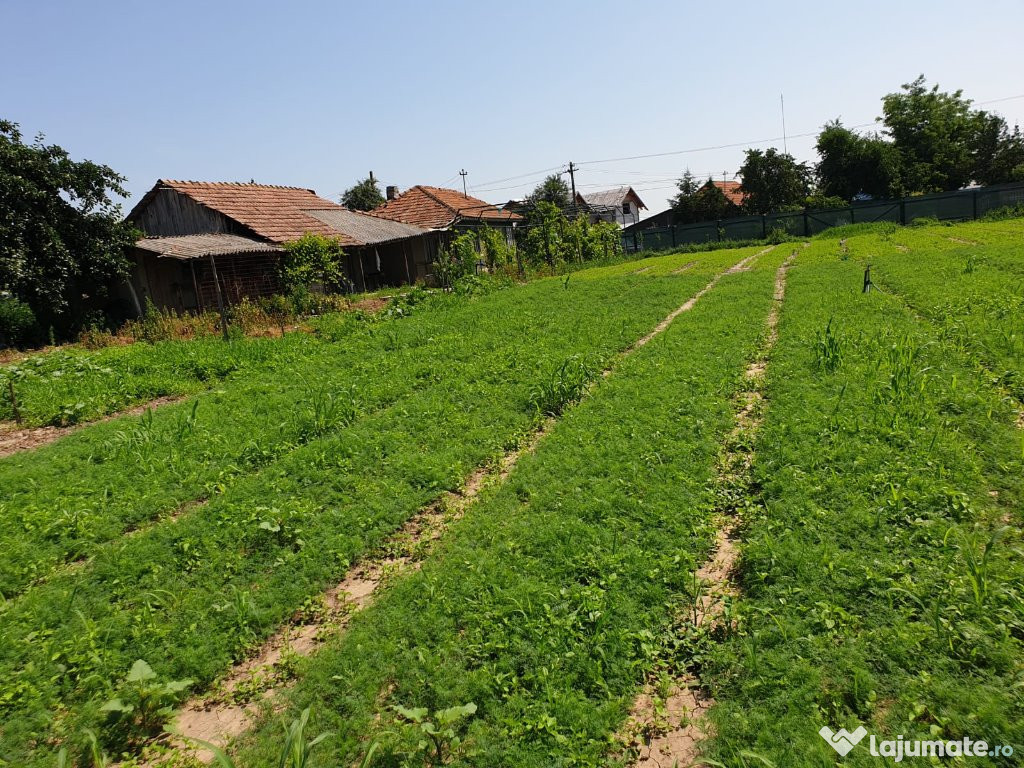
[0,395,185,459]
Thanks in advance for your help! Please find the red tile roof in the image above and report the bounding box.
[708,180,746,207]
[143,180,361,245]
[371,185,520,228]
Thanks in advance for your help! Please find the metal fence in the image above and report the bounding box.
[622,181,1024,253]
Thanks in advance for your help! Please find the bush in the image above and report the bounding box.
[280,234,347,293]
[0,294,42,348]
[981,203,1024,222]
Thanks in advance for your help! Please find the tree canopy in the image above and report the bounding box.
[528,174,571,209]
[881,76,1024,192]
[815,120,902,200]
[738,149,811,215]
[341,175,385,211]
[671,171,739,223]
[0,120,138,335]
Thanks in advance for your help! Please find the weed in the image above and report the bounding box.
[812,317,844,372]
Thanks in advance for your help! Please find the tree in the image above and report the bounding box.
[738,148,811,214]
[815,120,901,200]
[0,120,138,335]
[341,175,385,211]
[528,174,571,209]
[672,171,740,223]
[971,112,1024,186]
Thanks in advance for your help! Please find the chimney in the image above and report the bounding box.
[386,185,399,201]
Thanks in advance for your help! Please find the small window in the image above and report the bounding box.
[622,203,631,214]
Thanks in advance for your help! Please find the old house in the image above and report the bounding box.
[574,187,647,227]
[373,185,521,240]
[125,180,437,313]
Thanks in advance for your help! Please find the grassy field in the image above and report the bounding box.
[1,220,1022,767]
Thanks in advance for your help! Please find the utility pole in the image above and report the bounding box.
[566,161,578,217]
[369,170,375,184]
[780,93,788,154]
[459,169,468,196]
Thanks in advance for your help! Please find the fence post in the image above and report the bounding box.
[671,225,676,248]
[803,208,809,237]
[899,199,906,225]
[762,214,767,239]
[717,220,722,242]
[850,205,856,224]
[973,189,979,220]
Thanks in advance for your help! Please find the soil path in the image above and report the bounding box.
[0,395,185,459]
[623,250,795,768]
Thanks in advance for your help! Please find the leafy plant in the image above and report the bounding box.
[98,659,192,748]
[392,702,477,765]
[812,317,843,372]
[528,356,595,416]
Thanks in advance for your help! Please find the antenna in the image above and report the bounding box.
[781,93,788,154]
[459,169,468,196]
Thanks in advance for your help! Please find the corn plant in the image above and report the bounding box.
[812,317,843,372]
[528,356,595,416]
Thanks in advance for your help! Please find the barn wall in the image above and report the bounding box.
[130,250,200,313]
[132,189,243,237]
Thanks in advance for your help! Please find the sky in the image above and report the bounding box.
[3,0,1024,218]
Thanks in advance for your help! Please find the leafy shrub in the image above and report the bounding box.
[96,659,192,752]
[980,203,1024,221]
[433,232,478,289]
[280,233,347,294]
[0,294,41,348]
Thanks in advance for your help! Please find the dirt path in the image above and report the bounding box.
[140,251,768,766]
[0,395,186,459]
[622,250,796,768]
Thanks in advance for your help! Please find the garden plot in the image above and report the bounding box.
[0,247,752,767]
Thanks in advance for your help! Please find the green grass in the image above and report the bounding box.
[0,247,754,767]
[843,218,1024,402]
[0,254,757,601]
[226,249,786,767]
[701,237,1024,766]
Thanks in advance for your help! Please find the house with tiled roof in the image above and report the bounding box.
[573,187,647,228]
[125,180,439,312]
[373,185,520,230]
[706,179,746,207]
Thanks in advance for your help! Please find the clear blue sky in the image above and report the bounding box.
[3,0,1023,216]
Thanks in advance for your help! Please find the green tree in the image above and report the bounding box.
[528,174,571,208]
[0,120,138,336]
[878,75,1024,192]
[815,120,901,200]
[673,172,740,222]
[738,148,811,214]
[341,175,385,211]
[280,233,346,293]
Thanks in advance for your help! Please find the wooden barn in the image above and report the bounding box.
[124,180,439,314]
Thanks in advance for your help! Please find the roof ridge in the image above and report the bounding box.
[161,179,318,193]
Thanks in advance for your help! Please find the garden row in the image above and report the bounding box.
[218,249,789,766]
[0,246,758,766]
[698,230,1023,765]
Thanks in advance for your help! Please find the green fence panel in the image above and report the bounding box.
[721,215,764,240]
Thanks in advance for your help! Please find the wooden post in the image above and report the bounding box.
[7,379,20,425]
[862,265,872,293]
[208,254,230,340]
[190,260,204,312]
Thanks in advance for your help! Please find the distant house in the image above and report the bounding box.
[125,180,438,313]
[373,185,521,239]
[574,187,647,227]
[705,179,746,208]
